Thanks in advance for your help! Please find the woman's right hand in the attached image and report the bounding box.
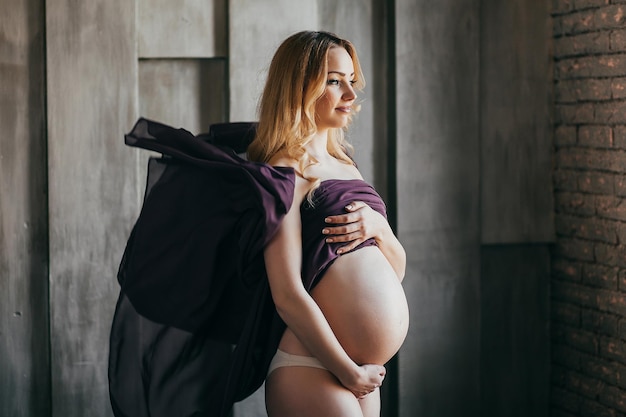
[341,363,386,399]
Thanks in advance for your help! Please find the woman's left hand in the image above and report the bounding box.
[322,201,389,254]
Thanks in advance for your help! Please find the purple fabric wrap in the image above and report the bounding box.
[109,118,295,417]
[300,179,387,290]
[120,118,295,334]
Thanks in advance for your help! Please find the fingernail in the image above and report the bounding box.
[345,204,353,210]
[322,229,329,234]
[337,249,343,254]
[325,217,332,223]
[326,238,333,243]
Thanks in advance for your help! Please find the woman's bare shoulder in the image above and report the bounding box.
[266,149,295,168]
[267,155,314,204]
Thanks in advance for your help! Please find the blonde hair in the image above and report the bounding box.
[247,31,365,183]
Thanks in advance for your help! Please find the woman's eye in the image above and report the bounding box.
[350,80,357,85]
[327,79,340,86]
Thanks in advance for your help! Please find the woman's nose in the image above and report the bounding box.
[343,85,356,101]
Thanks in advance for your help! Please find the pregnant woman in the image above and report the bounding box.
[108,30,408,417]
[249,31,409,417]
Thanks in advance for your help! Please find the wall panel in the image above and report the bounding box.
[0,0,49,415]
[480,244,550,417]
[395,1,481,416]
[46,1,140,415]
[229,0,319,122]
[480,0,554,243]
[139,0,227,58]
[139,59,227,134]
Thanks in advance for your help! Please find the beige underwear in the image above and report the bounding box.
[267,349,327,376]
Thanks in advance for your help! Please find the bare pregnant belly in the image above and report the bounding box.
[280,246,409,365]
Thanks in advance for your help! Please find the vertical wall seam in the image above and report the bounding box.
[42,0,52,414]
[385,1,399,417]
[476,0,483,415]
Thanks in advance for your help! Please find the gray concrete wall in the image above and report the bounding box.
[0,0,50,416]
[45,0,140,415]
[480,0,555,244]
[0,0,553,416]
[395,1,482,415]
[480,245,550,417]
[479,2,553,417]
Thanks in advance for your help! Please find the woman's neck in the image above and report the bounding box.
[305,129,331,161]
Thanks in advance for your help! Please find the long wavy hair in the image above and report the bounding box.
[247,31,365,183]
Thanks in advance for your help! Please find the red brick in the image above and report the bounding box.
[579,125,613,148]
[578,172,615,194]
[552,386,582,413]
[597,290,626,316]
[615,126,626,149]
[554,343,584,369]
[583,264,620,288]
[556,214,581,237]
[558,10,596,35]
[553,363,571,386]
[596,195,626,221]
[582,355,620,385]
[594,5,626,29]
[556,79,579,103]
[555,300,584,325]
[599,383,626,412]
[553,279,599,307]
[568,368,605,397]
[555,169,581,191]
[611,77,626,98]
[557,54,626,79]
[581,398,621,417]
[554,0,575,15]
[596,101,626,124]
[557,214,618,243]
[595,242,626,267]
[582,307,620,333]
[576,0,611,7]
[554,258,585,281]
[557,237,596,261]
[556,103,595,124]
[612,220,626,245]
[619,317,626,339]
[555,31,611,57]
[580,78,613,100]
[616,174,626,195]
[600,334,626,360]
[611,29,626,51]
[557,78,612,102]
[556,147,626,172]
[556,125,579,144]
[556,192,597,216]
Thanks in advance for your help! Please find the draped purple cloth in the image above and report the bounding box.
[109,118,294,417]
[300,179,387,290]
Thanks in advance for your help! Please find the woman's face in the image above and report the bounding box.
[314,47,357,131]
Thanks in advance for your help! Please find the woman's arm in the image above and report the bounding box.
[323,201,406,281]
[264,178,385,398]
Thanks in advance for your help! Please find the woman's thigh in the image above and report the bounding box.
[358,389,380,417]
[265,367,364,417]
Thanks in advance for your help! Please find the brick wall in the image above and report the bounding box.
[552,1,626,416]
